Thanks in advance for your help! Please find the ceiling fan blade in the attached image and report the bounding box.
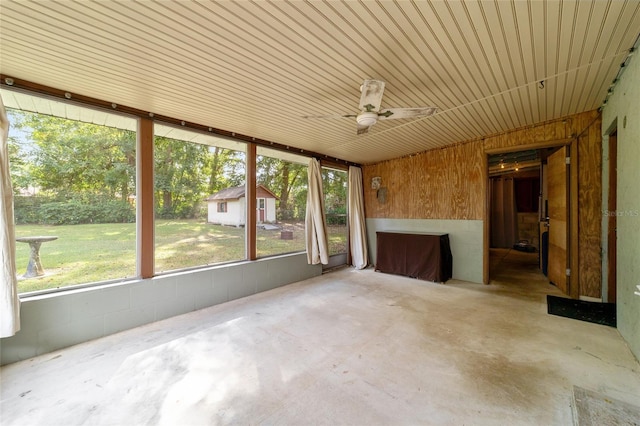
[356,124,372,135]
[377,107,437,120]
[302,114,357,119]
[359,79,385,113]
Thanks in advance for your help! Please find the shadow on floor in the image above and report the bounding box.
[490,247,545,283]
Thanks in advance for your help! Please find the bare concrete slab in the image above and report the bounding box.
[1,251,639,425]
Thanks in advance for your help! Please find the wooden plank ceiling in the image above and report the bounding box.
[1,1,638,164]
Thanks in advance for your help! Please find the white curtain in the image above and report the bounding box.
[348,166,368,269]
[305,158,329,265]
[0,94,20,337]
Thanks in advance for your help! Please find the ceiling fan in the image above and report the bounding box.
[303,79,437,135]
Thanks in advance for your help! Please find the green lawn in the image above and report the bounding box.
[15,220,347,293]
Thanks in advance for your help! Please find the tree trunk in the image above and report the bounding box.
[279,163,291,220]
[208,147,221,194]
[163,191,172,213]
[121,181,129,203]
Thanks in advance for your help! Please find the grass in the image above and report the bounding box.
[14,220,347,294]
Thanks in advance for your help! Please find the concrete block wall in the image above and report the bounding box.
[602,45,640,361]
[0,253,321,365]
[517,213,540,251]
[366,218,483,284]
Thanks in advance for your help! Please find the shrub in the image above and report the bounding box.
[91,199,136,223]
[39,200,91,225]
[13,195,44,224]
[20,196,136,225]
[326,206,347,225]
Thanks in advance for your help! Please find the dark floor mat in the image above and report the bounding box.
[573,386,640,425]
[547,295,616,327]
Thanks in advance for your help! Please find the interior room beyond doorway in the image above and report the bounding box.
[488,146,566,291]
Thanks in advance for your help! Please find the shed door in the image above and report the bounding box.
[258,198,265,222]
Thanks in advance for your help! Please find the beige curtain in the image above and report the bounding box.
[0,94,20,337]
[348,166,368,269]
[305,158,329,265]
[490,176,518,248]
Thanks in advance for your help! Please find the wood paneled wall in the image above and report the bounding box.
[363,140,484,220]
[363,110,602,298]
[577,115,603,298]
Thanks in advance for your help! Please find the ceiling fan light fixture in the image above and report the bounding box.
[356,111,378,127]
[304,79,436,135]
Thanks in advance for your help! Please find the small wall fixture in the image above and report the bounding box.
[371,176,381,190]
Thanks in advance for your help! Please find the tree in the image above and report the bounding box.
[322,168,347,225]
[9,109,136,201]
[154,136,209,218]
[8,108,346,225]
[153,137,246,219]
[256,156,307,221]
[206,147,245,194]
[7,133,32,194]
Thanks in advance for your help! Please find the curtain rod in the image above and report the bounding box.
[0,74,361,168]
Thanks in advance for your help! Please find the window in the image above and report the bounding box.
[255,148,308,257]
[154,124,246,273]
[3,87,354,296]
[4,90,137,293]
[322,167,348,256]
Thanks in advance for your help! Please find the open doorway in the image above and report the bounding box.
[487,146,571,295]
[488,149,542,281]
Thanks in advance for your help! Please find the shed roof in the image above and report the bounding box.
[206,184,278,201]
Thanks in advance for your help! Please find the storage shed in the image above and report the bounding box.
[206,184,278,226]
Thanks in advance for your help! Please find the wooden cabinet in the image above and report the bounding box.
[375,232,453,283]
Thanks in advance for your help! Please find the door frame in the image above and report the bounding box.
[602,121,618,303]
[257,197,266,223]
[484,138,579,299]
[607,132,617,303]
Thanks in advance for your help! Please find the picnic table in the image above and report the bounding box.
[16,236,58,278]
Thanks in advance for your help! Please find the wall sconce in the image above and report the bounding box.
[371,176,381,190]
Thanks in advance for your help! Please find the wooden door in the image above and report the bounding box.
[547,147,569,294]
[608,133,617,303]
[257,198,265,222]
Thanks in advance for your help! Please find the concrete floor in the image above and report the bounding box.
[1,249,639,425]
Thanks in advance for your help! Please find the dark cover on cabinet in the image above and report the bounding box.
[375,231,453,282]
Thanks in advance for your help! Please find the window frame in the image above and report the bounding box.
[3,84,357,297]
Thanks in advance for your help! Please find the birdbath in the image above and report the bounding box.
[15,236,58,278]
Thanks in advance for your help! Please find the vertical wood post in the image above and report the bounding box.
[483,153,490,284]
[246,143,257,260]
[138,117,154,278]
[570,139,580,298]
